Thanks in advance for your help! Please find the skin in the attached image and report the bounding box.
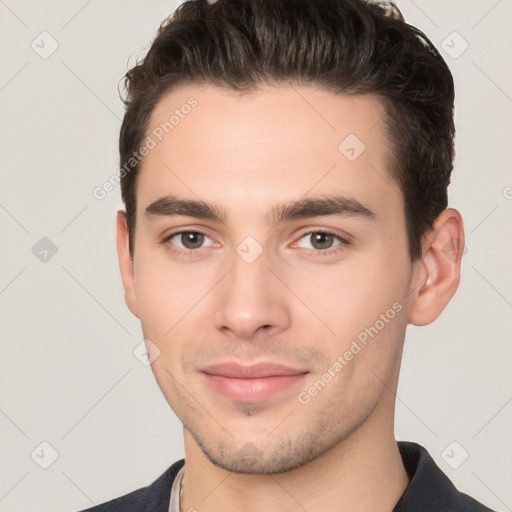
[116,83,464,512]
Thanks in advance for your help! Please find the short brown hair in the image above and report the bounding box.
[119,0,455,261]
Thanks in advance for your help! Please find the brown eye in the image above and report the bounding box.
[295,230,347,252]
[309,232,336,250]
[165,230,214,253]
[179,232,205,250]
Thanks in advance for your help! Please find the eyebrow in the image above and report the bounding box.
[144,193,377,225]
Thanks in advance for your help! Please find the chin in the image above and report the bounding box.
[191,428,329,475]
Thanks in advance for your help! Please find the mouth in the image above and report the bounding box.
[201,362,309,403]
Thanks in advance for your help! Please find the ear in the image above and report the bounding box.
[116,210,139,318]
[408,208,465,326]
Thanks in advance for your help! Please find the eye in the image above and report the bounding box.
[293,230,349,254]
[164,230,217,254]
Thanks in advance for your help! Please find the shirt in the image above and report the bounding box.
[78,441,496,511]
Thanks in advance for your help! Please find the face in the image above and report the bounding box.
[120,84,420,474]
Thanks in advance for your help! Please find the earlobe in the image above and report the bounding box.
[408,208,465,326]
[116,210,139,318]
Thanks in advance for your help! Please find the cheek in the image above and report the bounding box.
[133,266,172,335]
[292,254,407,353]
[133,251,207,334]
[132,252,220,379]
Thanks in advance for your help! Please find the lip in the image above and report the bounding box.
[202,362,307,379]
[201,362,309,403]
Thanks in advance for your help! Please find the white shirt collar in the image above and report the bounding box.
[169,465,185,512]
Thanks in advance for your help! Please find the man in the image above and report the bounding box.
[80,0,495,510]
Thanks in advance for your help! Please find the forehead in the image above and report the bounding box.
[136,83,401,223]
[146,83,388,158]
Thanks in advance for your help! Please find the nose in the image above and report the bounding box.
[212,245,291,340]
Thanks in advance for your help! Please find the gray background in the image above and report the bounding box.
[0,1,511,511]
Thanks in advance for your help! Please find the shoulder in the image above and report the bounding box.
[75,459,185,512]
[453,493,497,512]
[395,441,496,512]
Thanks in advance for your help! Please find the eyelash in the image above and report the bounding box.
[297,229,351,256]
[161,229,350,258]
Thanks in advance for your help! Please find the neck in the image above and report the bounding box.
[179,403,409,512]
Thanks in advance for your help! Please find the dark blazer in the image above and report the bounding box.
[77,441,496,511]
